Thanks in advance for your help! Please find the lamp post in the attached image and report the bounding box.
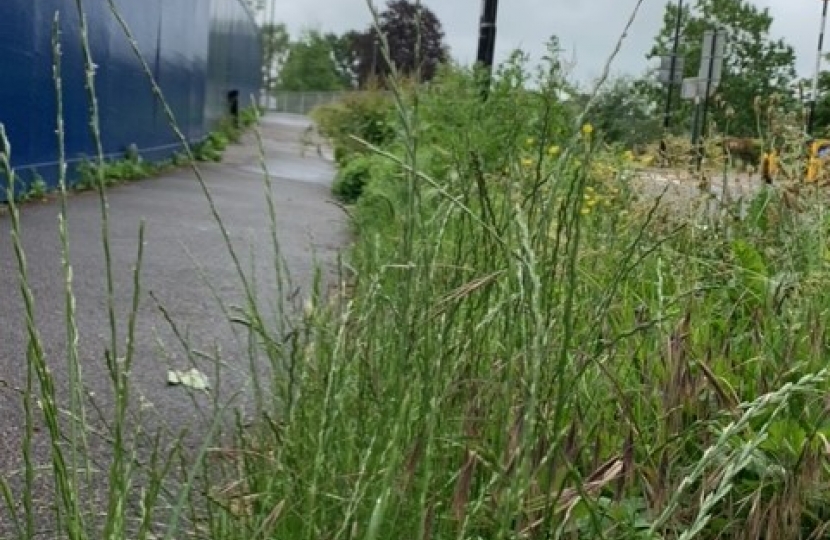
[476,0,499,98]
[808,0,829,136]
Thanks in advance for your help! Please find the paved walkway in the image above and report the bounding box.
[0,113,348,531]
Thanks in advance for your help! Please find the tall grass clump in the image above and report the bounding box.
[214,10,830,540]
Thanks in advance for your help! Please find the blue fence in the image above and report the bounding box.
[0,0,262,198]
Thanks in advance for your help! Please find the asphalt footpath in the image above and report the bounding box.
[0,113,348,532]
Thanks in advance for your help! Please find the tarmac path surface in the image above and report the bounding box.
[0,113,348,533]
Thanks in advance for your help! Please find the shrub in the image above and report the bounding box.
[332,154,373,203]
[311,91,395,161]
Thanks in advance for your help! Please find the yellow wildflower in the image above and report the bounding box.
[526,137,535,146]
[521,158,534,168]
[547,145,561,156]
[580,207,591,215]
[581,123,594,136]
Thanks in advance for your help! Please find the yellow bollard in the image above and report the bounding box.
[761,150,778,183]
[807,140,830,183]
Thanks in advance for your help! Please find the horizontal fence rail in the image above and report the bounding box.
[265,92,348,115]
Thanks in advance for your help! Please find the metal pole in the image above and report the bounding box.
[808,0,829,136]
[659,0,684,166]
[662,0,684,133]
[263,0,278,107]
[695,29,719,171]
[476,0,499,98]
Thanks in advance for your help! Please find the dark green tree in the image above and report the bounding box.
[647,0,797,138]
[352,0,448,87]
[801,55,830,136]
[589,76,664,148]
[278,30,344,92]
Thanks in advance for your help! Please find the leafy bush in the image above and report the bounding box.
[332,155,372,203]
[332,151,401,204]
[311,90,396,162]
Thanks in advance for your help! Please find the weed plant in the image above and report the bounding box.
[228,12,830,540]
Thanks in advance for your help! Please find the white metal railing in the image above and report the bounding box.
[265,92,348,115]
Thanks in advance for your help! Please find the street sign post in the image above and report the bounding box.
[681,28,727,170]
[658,55,685,85]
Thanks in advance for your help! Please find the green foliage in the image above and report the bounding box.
[74,154,158,191]
[349,0,448,87]
[326,31,361,89]
[332,153,398,204]
[647,0,797,137]
[28,175,47,199]
[278,30,345,92]
[311,90,396,164]
[211,47,830,540]
[193,109,260,162]
[262,23,291,93]
[332,155,373,203]
[239,106,260,128]
[802,64,830,136]
[731,238,769,306]
[588,76,664,148]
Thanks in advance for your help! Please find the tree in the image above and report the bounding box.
[278,30,344,92]
[647,0,797,138]
[589,76,664,148]
[800,54,830,136]
[325,31,362,89]
[351,0,448,87]
[262,23,291,93]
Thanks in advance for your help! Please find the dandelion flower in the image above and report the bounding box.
[547,145,561,156]
[581,123,594,136]
[521,158,534,168]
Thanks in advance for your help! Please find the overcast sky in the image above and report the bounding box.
[265,0,821,87]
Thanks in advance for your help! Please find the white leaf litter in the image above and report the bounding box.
[167,368,210,391]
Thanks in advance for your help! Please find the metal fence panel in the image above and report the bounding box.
[266,92,348,115]
[0,0,262,198]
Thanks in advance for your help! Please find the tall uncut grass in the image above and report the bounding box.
[4,1,830,539]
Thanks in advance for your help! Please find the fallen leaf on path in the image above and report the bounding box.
[167,368,210,391]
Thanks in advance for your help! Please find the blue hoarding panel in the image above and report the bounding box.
[0,0,262,199]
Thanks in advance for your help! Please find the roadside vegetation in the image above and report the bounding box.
[4,0,830,539]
